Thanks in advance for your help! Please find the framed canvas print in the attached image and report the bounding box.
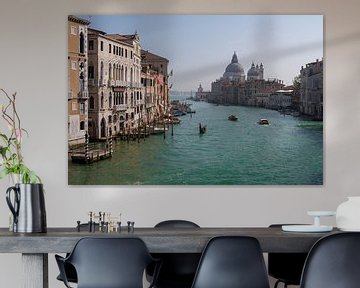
[67,15,323,185]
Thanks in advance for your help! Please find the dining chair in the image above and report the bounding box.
[191,236,270,288]
[268,224,308,288]
[147,220,201,288]
[55,237,160,288]
[300,232,360,288]
[56,223,99,284]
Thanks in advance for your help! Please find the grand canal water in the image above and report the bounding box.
[68,100,323,185]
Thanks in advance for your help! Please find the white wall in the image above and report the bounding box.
[0,0,360,287]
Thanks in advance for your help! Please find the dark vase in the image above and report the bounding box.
[6,183,47,233]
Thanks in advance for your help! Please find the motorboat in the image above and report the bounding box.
[228,115,238,121]
[258,118,270,125]
[151,127,168,135]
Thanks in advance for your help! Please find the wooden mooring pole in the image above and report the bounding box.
[85,133,90,163]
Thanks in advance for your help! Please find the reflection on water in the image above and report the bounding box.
[69,101,323,185]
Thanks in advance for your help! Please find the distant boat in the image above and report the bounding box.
[258,118,270,125]
[173,110,187,117]
[151,127,168,135]
[199,123,207,134]
[228,115,238,121]
[170,117,181,124]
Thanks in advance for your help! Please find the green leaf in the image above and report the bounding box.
[1,146,8,157]
[0,133,9,142]
[0,169,9,179]
[21,128,29,137]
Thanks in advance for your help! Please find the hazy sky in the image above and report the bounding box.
[81,15,323,91]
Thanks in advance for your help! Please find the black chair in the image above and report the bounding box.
[300,232,360,288]
[191,236,270,288]
[268,224,308,288]
[55,237,160,288]
[147,220,201,288]
[56,223,99,284]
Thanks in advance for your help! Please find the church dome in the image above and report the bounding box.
[223,52,245,79]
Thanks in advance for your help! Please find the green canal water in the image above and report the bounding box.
[68,101,323,185]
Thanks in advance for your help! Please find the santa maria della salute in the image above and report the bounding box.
[222,51,264,81]
[208,51,286,107]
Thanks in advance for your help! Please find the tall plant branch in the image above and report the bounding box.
[0,88,40,183]
[0,89,23,169]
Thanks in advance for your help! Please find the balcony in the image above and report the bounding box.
[114,104,127,112]
[78,91,89,99]
[88,79,96,86]
[130,82,142,89]
[99,78,107,87]
[109,80,130,87]
[136,99,145,106]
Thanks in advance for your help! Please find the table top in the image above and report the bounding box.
[0,227,340,254]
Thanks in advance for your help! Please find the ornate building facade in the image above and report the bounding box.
[141,51,169,119]
[300,59,323,120]
[87,29,144,140]
[68,15,90,147]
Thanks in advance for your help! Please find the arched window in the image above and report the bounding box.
[79,32,85,54]
[80,121,85,130]
[88,64,94,79]
[100,118,106,138]
[121,93,124,104]
[108,63,112,81]
[109,92,112,108]
[100,92,104,109]
[113,63,116,80]
[89,96,95,109]
[125,67,128,82]
[100,61,104,84]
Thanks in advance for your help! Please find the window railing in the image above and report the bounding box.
[78,91,89,99]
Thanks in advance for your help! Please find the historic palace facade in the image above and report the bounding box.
[300,59,323,120]
[67,16,90,147]
[67,16,170,144]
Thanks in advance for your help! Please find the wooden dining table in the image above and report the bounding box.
[0,226,339,288]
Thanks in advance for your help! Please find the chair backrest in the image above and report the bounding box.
[191,236,270,288]
[151,220,201,287]
[300,232,360,288]
[268,224,308,285]
[155,219,200,228]
[66,237,154,288]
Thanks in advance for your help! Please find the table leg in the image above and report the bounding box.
[22,253,48,288]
